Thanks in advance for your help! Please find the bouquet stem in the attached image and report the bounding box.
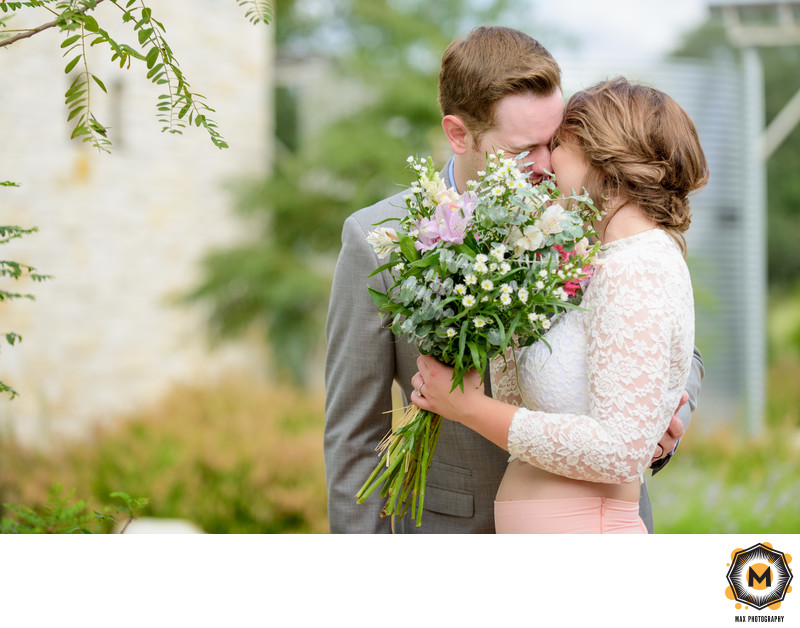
[355,404,443,527]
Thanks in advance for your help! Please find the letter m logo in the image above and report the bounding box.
[748,564,772,589]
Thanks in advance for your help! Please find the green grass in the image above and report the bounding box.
[651,351,800,534]
[650,425,800,534]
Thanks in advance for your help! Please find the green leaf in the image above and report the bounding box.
[453,243,476,257]
[367,259,398,278]
[145,47,159,69]
[398,234,420,262]
[178,101,192,119]
[146,62,163,80]
[138,27,153,45]
[67,106,86,122]
[91,74,107,93]
[409,253,441,269]
[64,55,82,74]
[61,34,80,48]
[367,288,390,309]
[467,340,483,372]
[82,15,99,32]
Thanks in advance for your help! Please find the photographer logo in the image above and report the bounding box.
[725,542,793,612]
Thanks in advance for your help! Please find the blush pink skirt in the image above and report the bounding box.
[494,496,647,534]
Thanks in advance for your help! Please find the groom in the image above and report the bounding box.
[324,25,703,533]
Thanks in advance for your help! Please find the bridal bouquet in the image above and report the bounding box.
[356,152,601,526]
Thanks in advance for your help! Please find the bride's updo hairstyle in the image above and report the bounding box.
[554,77,709,255]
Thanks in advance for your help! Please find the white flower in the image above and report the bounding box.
[446,327,457,338]
[462,295,476,308]
[535,280,545,290]
[480,279,494,291]
[509,224,544,254]
[518,288,529,304]
[500,262,511,274]
[455,283,467,295]
[473,317,486,328]
[476,254,489,264]
[490,244,507,260]
[474,261,489,274]
[500,283,513,295]
[542,319,552,330]
[365,226,400,259]
[464,274,477,286]
[537,203,566,236]
[500,293,512,306]
[434,184,461,206]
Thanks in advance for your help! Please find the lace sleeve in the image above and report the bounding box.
[507,250,691,484]
[490,341,524,407]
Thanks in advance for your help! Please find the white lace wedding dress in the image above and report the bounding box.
[490,228,695,486]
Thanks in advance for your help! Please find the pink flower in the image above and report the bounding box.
[414,192,477,252]
[563,278,582,297]
[554,244,594,297]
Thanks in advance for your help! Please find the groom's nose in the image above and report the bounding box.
[526,146,552,182]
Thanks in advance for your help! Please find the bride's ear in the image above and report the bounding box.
[442,115,472,155]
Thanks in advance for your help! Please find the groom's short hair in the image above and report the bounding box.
[438,25,561,147]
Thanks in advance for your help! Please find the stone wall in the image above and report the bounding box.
[0,3,274,445]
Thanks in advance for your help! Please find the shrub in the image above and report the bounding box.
[0,379,328,533]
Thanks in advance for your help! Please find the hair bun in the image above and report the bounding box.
[667,195,691,233]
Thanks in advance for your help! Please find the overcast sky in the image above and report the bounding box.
[530,0,712,60]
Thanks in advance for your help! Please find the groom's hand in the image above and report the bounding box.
[650,391,688,468]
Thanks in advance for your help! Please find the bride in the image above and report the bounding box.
[410,77,709,534]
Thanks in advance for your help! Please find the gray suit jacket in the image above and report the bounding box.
[324,163,704,534]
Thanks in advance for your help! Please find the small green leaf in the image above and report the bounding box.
[145,47,159,69]
[91,74,107,93]
[399,235,420,263]
[82,15,99,32]
[67,106,86,122]
[61,34,80,48]
[146,62,163,79]
[367,288,390,309]
[138,27,153,45]
[64,55,81,74]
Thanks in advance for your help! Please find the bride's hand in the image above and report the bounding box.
[411,355,484,422]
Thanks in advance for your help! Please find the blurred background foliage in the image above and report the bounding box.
[182,0,516,385]
[2,0,799,533]
[1,380,327,534]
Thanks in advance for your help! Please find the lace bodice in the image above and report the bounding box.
[490,229,695,484]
